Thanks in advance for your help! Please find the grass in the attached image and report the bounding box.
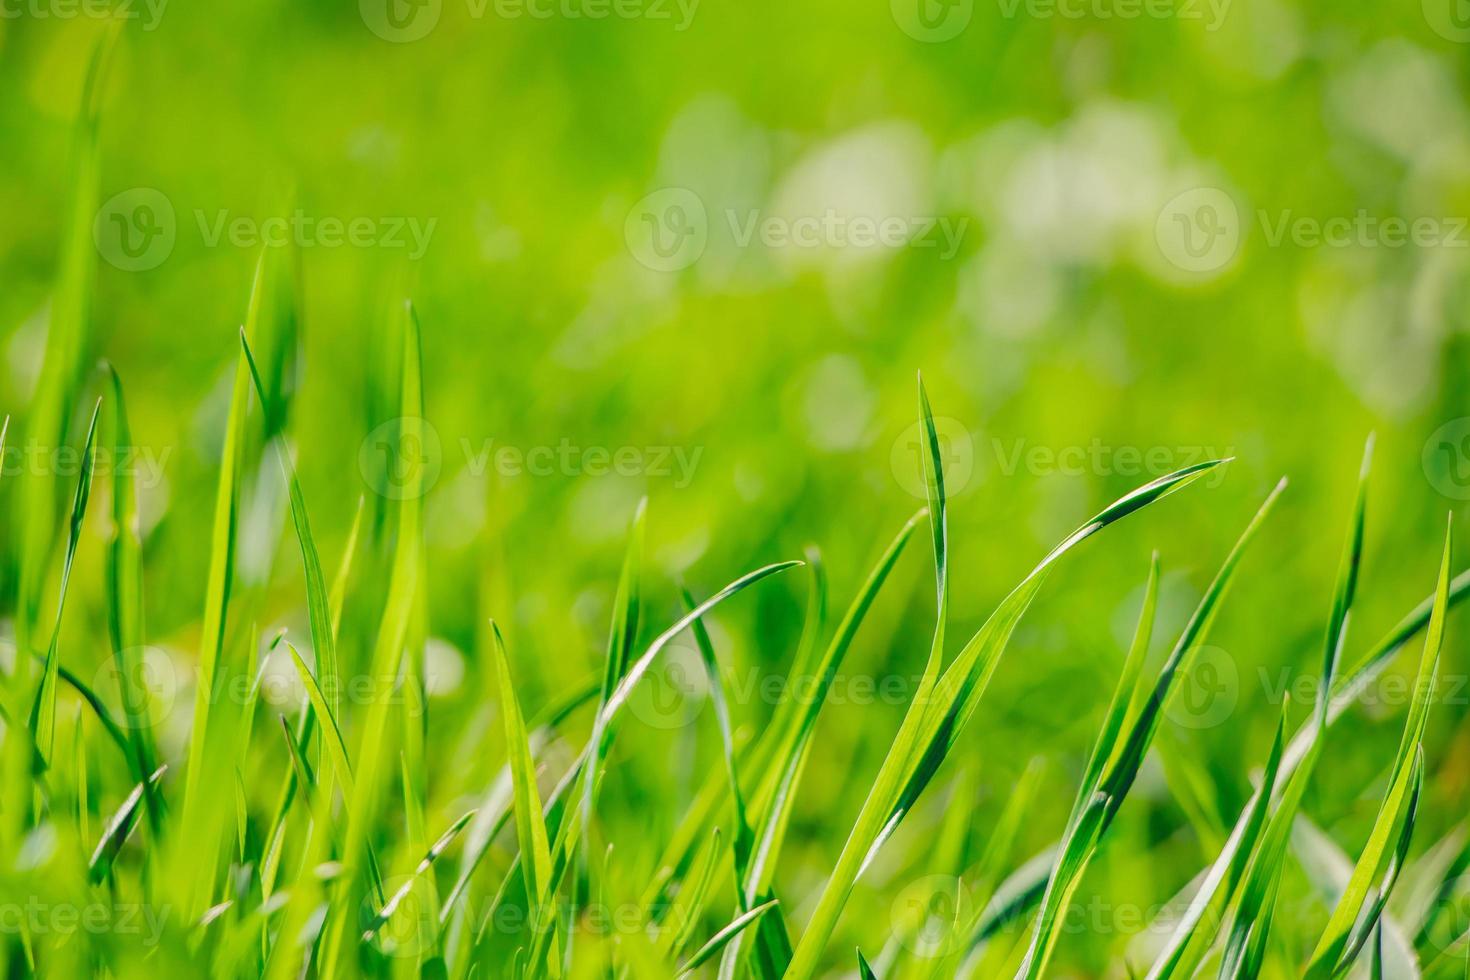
[5,29,1470,980]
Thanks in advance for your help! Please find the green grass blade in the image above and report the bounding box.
[490,623,555,942]
[29,399,101,763]
[677,900,778,977]
[362,809,476,941]
[242,329,341,724]
[1144,696,1290,980]
[319,298,427,977]
[1305,519,1452,979]
[680,586,752,884]
[664,827,723,959]
[285,642,355,799]
[100,365,157,774]
[87,764,167,885]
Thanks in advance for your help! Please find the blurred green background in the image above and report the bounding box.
[3,0,1470,973]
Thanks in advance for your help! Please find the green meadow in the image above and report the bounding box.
[2,2,1470,977]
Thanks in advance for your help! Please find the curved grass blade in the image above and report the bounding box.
[1016,553,1163,978]
[1142,696,1290,980]
[1291,812,1422,980]
[664,827,723,959]
[242,329,341,724]
[30,399,102,764]
[680,586,752,881]
[101,364,159,798]
[677,900,778,977]
[318,298,427,977]
[87,764,168,885]
[1304,519,1452,979]
[285,643,355,799]
[362,809,477,941]
[490,621,557,971]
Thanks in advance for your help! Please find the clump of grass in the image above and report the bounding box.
[6,38,1470,980]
